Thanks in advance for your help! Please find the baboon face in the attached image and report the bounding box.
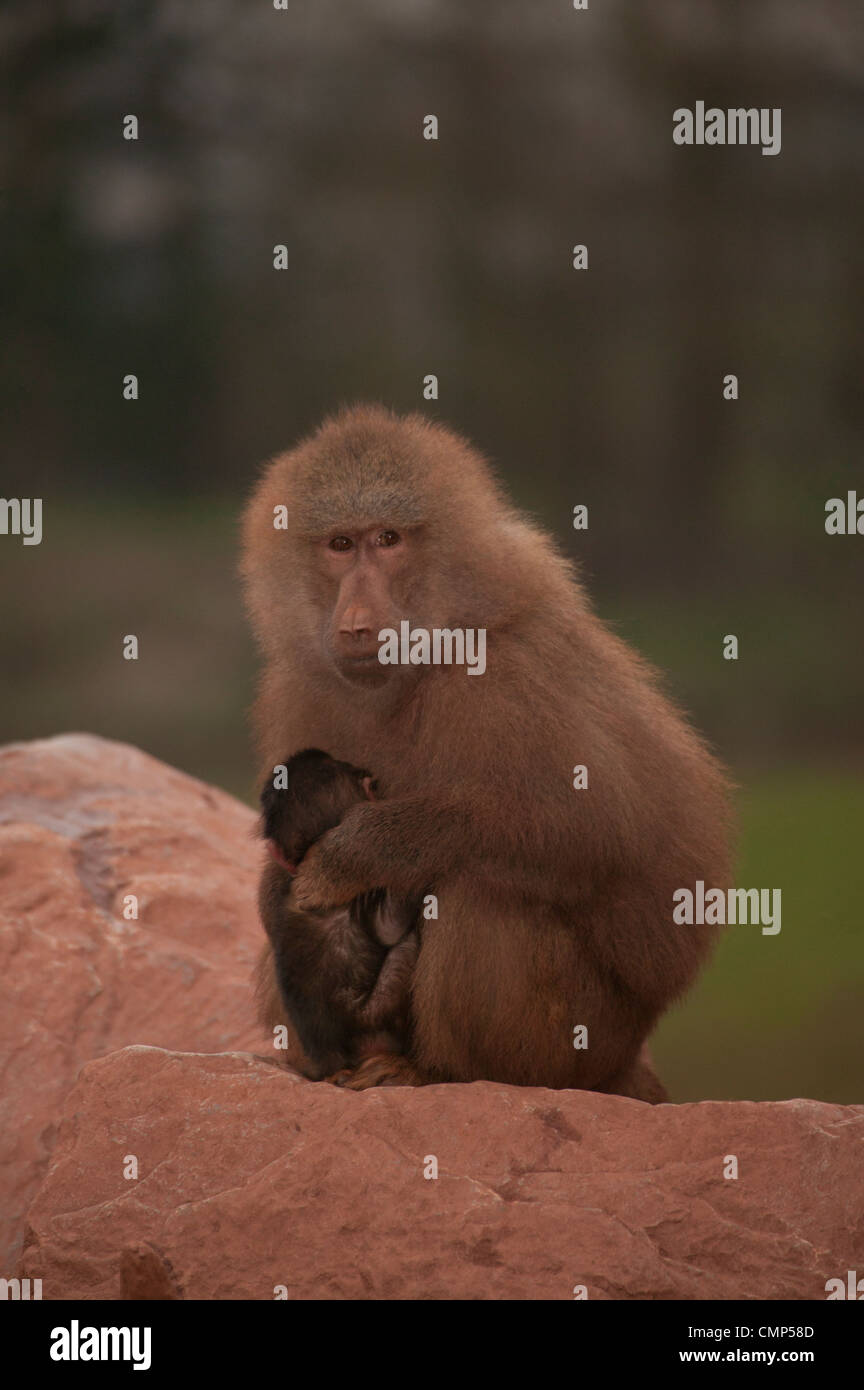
[242,405,514,691]
[317,523,417,686]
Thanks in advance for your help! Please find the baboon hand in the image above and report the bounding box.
[291,840,363,910]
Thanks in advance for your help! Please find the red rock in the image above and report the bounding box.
[0,734,264,1271]
[6,734,864,1301]
[20,1046,864,1301]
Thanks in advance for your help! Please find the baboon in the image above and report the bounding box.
[257,748,419,1082]
[242,404,732,1098]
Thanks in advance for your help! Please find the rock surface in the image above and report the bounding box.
[20,1045,864,1301]
[5,734,864,1301]
[0,734,265,1270]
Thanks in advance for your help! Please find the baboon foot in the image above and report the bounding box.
[326,1053,426,1090]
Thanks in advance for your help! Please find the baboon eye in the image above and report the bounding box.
[377,530,400,547]
[329,535,353,552]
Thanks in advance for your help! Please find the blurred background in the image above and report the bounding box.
[2,0,862,1102]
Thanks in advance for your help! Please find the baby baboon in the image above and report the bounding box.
[258,748,420,1081]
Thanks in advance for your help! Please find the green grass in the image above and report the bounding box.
[654,771,864,1103]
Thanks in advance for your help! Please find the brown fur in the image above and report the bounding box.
[241,404,733,1099]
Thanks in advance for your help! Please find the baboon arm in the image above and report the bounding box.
[291,797,470,908]
[291,783,612,912]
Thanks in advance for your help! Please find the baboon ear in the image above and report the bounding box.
[361,775,378,800]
